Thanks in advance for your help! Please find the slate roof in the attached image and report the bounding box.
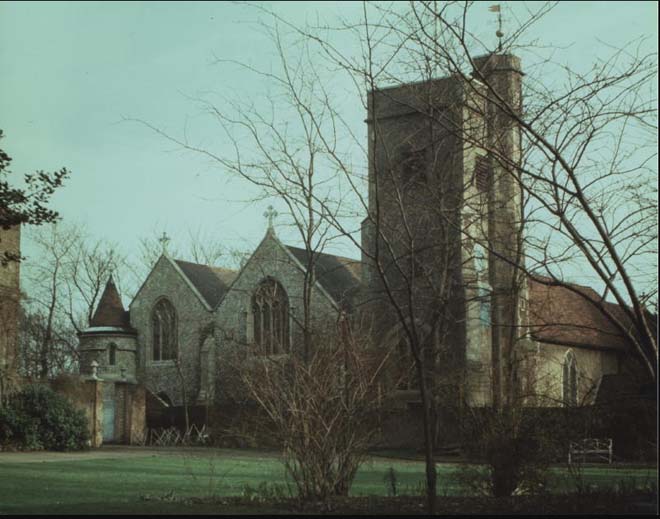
[285,246,362,308]
[90,277,133,329]
[174,259,237,309]
[172,250,649,353]
[527,278,650,352]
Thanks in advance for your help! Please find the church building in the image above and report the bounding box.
[78,53,649,445]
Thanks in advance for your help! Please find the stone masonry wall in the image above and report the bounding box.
[0,225,20,399]
[531,343,619,406]
[79,333,137,381]
[50,376,103,447]
[364,77,474,403]
[128,384,146,443]
[461,83,493,406]
[214,232,341,402]
[130,255,215,406]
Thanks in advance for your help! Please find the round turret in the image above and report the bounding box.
[78,277,138,382]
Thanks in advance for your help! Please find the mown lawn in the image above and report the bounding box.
[0,449,655,514]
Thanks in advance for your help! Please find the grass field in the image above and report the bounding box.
[0,449,656,514]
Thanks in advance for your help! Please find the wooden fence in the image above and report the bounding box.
[133,424,210,447]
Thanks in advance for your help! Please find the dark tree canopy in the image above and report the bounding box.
[0,129,69,264]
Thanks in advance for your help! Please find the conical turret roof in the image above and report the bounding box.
[90,276,132,328]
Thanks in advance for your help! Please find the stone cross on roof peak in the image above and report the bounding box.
[158,231,171,254]
[264,205,278,231]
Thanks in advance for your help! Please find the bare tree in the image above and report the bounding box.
[354,2,658,498]
[17,306,78,379]
[65,236,126,332]
[223,314,391,501]
[386,1,658,382]
[23,224,82,378]
[136,12,481,512]
[137,1,656,511]
[20,223,128,377]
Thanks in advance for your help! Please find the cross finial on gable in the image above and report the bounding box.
[264,205,278,231]
[158,231,171,254]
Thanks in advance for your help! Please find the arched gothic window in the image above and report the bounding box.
[252,278,289,355]
[108,343,117,366]
[562,350,578,406]
[152,299,177,361]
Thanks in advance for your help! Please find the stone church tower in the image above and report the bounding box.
[361,53,524,407]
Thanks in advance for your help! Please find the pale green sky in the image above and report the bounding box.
[0,1,657,283]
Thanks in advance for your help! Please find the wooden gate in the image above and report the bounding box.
[103,384,115,443]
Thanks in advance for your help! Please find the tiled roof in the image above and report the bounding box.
[285,246,362,308]
[174,259,237,309]
[527,278,646,351]
[90,277,132,329]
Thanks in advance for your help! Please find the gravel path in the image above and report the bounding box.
[0,445,283,463]
[0,445,157,463]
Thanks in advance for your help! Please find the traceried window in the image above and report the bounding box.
[152,299,177,361]
[562,350,578,406]
[252,278,289,355]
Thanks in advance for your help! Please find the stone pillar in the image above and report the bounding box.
[128,385,146,445]
[87,379,104,448]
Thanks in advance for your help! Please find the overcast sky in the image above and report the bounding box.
[1,1,657,284]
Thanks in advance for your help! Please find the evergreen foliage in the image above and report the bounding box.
[0,385,89,451]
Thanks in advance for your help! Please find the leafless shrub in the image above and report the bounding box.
[225,321,391,501]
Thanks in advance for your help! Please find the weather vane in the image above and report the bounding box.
[489,4,504,52]
[158,231,171,253]
[264,205,278,230]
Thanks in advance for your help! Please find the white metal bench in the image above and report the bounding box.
[568,438,613,464]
